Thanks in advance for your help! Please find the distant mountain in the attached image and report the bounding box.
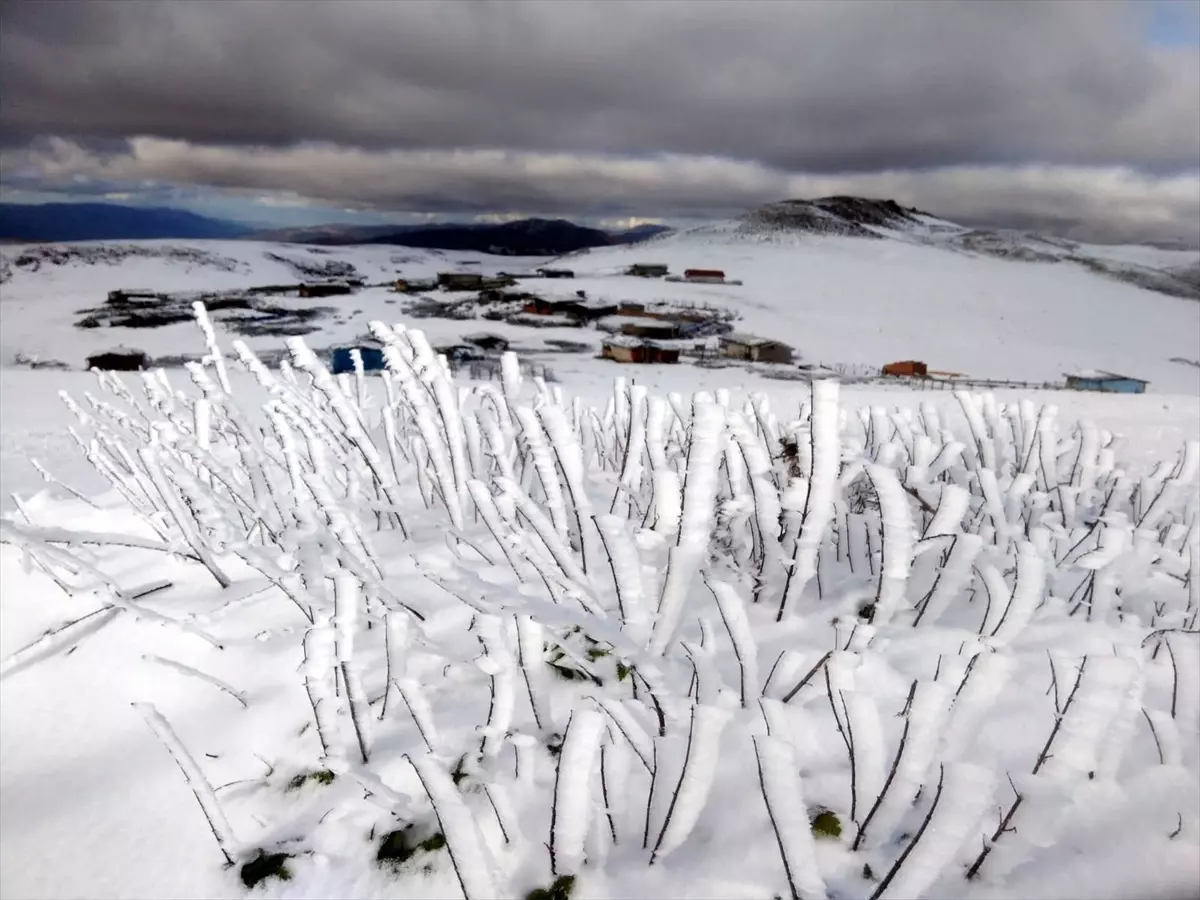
[254,218,672,255]
[0,202,251,242]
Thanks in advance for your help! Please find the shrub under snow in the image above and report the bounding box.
[2,304,1198,899]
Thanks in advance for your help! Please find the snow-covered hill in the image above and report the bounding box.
[726,197,1200,301]
[1,229,1198,395]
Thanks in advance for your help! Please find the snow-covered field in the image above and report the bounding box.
[1,234,1199,900]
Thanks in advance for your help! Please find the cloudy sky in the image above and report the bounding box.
[1,0,1198,243]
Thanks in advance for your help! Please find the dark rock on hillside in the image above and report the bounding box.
[740,196,932,238]
[0,243,249,281]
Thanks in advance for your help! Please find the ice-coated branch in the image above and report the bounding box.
[134,702,238,865]
[406,752,502,899]
[753,735,828,900]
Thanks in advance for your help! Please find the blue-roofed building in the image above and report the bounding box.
[1064,370,1149,394]
[331,343,386,375]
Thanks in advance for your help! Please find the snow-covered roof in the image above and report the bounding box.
[603,335,647,349]
[1064,369,1148,382]
[721,332,790,348]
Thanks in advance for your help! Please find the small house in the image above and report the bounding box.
[622,321,680,341]
[720,333,794,364]
[87,348,150,371]
[627,263,670,278]
[1064,370,1149,394]
[331,344,387,374]
[299,282,354,298]
[438,272,487,291]
[463,333,510,352]
[619,301,647,316]
[882,360,928,378]
[393,277,438,293]
[106,290,162,305]
[601,336,680,364]
[684,268,726,284]
[537,268,575,279]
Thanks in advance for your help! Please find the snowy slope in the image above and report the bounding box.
[555,227,1200,393]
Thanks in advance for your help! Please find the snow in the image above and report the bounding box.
[1,233,1199,900]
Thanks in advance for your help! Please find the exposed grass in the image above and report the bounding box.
[285,769,336,792]
[240,850,292,890]
[376,825,447,873]
[526,874,576,900]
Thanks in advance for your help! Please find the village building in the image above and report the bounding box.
[683,268,726,284]
[537,267,576,279]
[720,333,794,364]
[881,360,928,377]
[621,320,681,341]
[627,263,670,278]
[438,272,487,291]
[1064,370,1149,394]
[601,336,680,364]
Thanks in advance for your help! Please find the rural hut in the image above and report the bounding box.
[87,347,150,371]
[881,360,928,378]
[720,333,794,364]
[331,341,387,375]
[1064,370,1149,394]
[683,268,726,284]
[463,333,510,352]
[537,267,576,279]
[601,336,680,364]
[438,272,487,291]
[627,263,670,278]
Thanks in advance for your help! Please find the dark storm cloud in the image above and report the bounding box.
[2,0,1197,172]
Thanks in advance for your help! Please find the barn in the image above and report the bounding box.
[1064,370,1149,394]
[720,333,794,364]
[684,268,726,284]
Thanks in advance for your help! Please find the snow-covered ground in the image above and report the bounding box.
[2,234,1199,900]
